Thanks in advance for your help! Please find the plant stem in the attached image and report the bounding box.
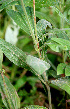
[59,1,67,63]
[43,72,52,109]
[21,0,41,58]
[63,50,67,63]
[20,0,35,39]
[21,0,52,108]
[33,0,52,106]
[46,84,52,109]
[47,58,57,72]
[39,74,52,109]
[33,0,41,59]
[33,0,37,41]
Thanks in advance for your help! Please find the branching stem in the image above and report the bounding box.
[33,0,52,108]
[21,0,52,108]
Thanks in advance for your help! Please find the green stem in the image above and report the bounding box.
[59,1,67,63]
[33,4,52,108]
[20,0,35,39]
[63,50,67,63]
[20,0,41,58]
[33,0,38,42]
[47,58,57,72]
[21,0,52,108]
[35,69,52,109]
[63,51,65,63]
[46,84,52,109]
[43,72,52,109]
[33,0,41,58]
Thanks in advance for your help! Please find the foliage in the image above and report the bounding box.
[0,0,70,109]
[0,72,20,109]
[51,78,70,95]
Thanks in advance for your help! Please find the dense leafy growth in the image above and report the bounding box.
[0,0,70,109]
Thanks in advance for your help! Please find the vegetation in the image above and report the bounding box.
[0,0,70,109]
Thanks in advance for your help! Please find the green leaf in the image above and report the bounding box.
[51,38,70,50]
[36,11,57,27]
[6,9,31,35]
[26,55,50,75]
[0,0,18,11]
[55,31,69,40]
[37,19,52,42]
[36,11,47,19]
[65,65,70,76]
[50,29,69,40]
[20,0,57,9]
[23,105,47,109]
[57,63,67,75]
[15,76,26,90]
[0,0,59,12]
[51,78,70,94]
[49,70,60,78]
[15,5,34,35]
[16,5,34,29]
[51,6,70,23]
[68,9,70,15]
[0,38,27,68]
[6,5,34,36]
[0,49,3,70]
[0,39,50,75]
[0,73,20,109]
[46,40,61,52]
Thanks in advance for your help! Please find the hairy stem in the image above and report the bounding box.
[33,0,52,107]
[33,0,41,58]
[43,72,52,109]
[33,0,38,41]
[46,84,52,109]
[21,0,41,58]
[21,0,52,108]
[20,0,35,39]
